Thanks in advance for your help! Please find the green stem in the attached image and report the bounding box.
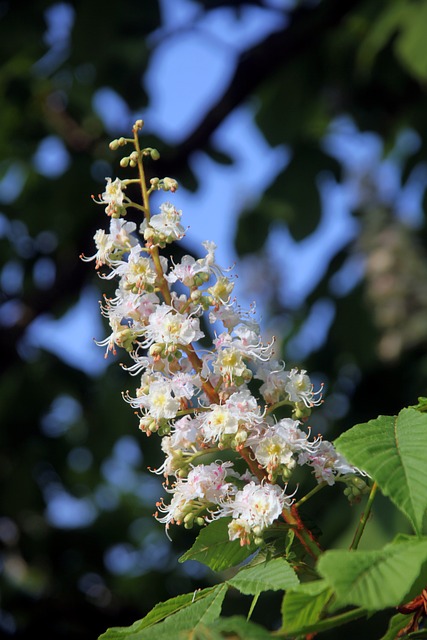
[272,607,367,637]
[187,447,221,464]
[133,126,151,219]
[247,593,259,621]
[133,125,172,305]
[350,481,378,550]
[294,482,327,509]
[266,399,293,415]
[176,406,210,417]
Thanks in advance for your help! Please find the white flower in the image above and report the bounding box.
[212,344,251,383]
[102,290,160,329]
[298,440,356,486]
[95,313,140,356]
[185,462,235,503]
[209,306,242,330]
[254,359,289,405]
[170,415,201,449]
[81,218,137,268]
[285,368,323,408]
[156,462,235,527]
[102,244,159,293]
[274,418,316,450]
[128,379,180,421]
[201,405,239,442]
[226,390,264,428]
[208,276,234,304]
[144,305,204,348]
[101,177,127,217]
[221,481,292,543]
[142,202,185,243]
[170,372,198,399]
[254,434,295,475]
[164,254,210,287]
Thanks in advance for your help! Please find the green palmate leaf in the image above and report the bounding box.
[281,580,333,634]
[228,557,299,596]
[179,517,257,571]
[317,536,427,612]
[98,585,227,639]
[335,407,427,534]
[210,616,272,639]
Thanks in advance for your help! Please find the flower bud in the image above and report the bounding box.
[162,177,178,192]
[183,513,194,527]
[109,139,120,150]
[191,290,202,302]
[234,430,248,445]
[139,416,157,434]
[293,404,312,420]
[149,343,165,358]
[134,119,144,130]
[120,156,130,168]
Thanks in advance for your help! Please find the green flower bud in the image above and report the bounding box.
[293,403,312,420]
[157,421,171,437]
[191,289,202,302]
[183,513,194,526]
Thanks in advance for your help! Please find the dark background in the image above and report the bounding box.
[2,1,427,637]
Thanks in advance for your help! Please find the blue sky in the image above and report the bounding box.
[18,0,427,375]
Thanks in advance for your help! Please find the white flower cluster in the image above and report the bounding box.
[83,140,364,546]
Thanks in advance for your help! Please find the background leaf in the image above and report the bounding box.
[209,616,272,639]
[335,407,427,534]
[179,518,257,572]
[317,536,427,611]
[228,557,299,596]
[281,580,333,634]
[99,584,227,640]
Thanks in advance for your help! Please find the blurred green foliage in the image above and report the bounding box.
[2,1,427,638]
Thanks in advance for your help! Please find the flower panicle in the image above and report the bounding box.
[83,120,366,547]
